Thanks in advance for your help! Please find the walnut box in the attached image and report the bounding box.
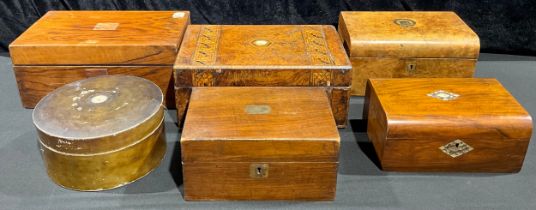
[365,78,532,172]
[338,11,480,95]
[9,11,190,108]
[174,25,352,128]
[181,87,340,200]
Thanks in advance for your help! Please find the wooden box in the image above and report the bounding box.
[338,11,480,95]
[181,87,340,200]
[9,11,190,108]
[34,75,166,191]
[365,78,532,172]
[174,25,352,128]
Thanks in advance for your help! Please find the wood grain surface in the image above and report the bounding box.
[14,66,175,108]
[182,87,339,141]
[174,25,350,68]
[174,25,351,127]
[182,162,338,200]
[10,11,189,108]
[10,11,190,65]
[365,78,533,172]
[338,11,480,58]
[338,11,480,96]
[348,57,476,95]
[175,87,349,129]
[181,87,339,200]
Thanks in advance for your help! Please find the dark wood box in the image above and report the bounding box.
[9,11,190,108]
[181,87,340,200]
[174,25,352,128]
[338,11,480,96]
[365,78,532,172]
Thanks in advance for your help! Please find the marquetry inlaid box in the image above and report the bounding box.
[34,75,166,191]
[181,87,339,200]
[365,78,532,172]
[338,11,480,95]
[10,11,190,108]
[174,25,352,128]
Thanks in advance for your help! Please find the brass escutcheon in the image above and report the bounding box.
[250,164,269,178]
[406,62,417,72]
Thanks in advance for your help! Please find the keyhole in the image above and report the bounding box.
[455,143,460,148]
[407,64,416,71]
[250,164,268,178]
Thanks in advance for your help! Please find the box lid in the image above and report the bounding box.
[174,25,351,70]
[10,11,190,65]
[369,78,532,140]
[181,87,340,162]
[33,75,164,154]
[339,11,480,58]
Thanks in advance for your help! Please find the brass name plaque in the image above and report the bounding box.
[245,105,271,115]
[93,22,119,31]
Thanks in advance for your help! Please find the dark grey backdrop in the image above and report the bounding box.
[1,0,535,55]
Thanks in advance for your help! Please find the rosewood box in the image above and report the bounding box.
[10,11,190,108]
[338,11,480,95]
[174,25,352,128]
[181,87,340,200]
[365,78,532,172]
[34,75,166,191]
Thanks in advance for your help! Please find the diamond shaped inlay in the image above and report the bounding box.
[252,39,271,47]
[439,140,473,158]
[427,90,460,101]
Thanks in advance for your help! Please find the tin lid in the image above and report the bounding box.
[339,11,480,58]
[33,75,163,142]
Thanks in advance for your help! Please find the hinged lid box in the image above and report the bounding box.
[10,11,190,107]
[365,78,532,172]
[174,25,352,127]
[181,87,340,200]
[338,11,480,95]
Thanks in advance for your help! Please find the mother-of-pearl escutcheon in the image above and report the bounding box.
[252,39,271,47]
[90,94,109,104]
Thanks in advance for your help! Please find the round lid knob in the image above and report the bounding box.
[33,75,163,140]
